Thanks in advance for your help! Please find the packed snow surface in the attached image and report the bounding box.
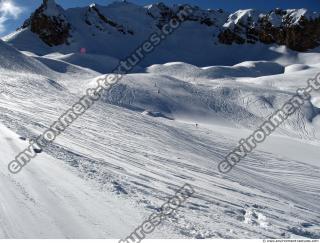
[0,31,320,239]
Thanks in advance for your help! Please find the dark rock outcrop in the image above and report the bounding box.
[85,4,134,35]
[22,0,71,46]
[218,9,320,51]
[147,3,227,28]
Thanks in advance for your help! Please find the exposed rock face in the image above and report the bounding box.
[147,2,176,28]
[22,0,71,46]
[146,3,227,28]
[218,9,320,51]
[85,4,134,35]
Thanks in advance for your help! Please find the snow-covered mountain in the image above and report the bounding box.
[3,0,320,71]
[219,8,320,51]
[0,0,320,240]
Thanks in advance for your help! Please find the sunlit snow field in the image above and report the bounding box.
[0,38,320,239]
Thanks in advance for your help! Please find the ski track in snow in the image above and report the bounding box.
[0,40,320,239]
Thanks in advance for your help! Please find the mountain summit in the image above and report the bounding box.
[21,0,70,46]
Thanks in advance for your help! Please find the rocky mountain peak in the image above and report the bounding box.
[36,0,66,18]
[21,0,71,46]
[43,0,57,9]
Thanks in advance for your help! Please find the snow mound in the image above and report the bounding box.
[85,62,317,140]
[235,61,284,72]
[48,53,121,74]
[147,61,284,80]
[285,64,311,73]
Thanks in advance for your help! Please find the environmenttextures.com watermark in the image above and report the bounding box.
[119,184,195,243]
[8,5,194,174]
[218,73,320,174]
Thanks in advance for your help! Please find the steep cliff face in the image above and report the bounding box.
[17,1,320,52]
[218,9,320,51]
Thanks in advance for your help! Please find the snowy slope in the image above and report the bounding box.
[0,123,144,238]
[0,35,320,240]
[0,39,52,74]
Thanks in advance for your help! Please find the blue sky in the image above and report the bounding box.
[1,0,320,37]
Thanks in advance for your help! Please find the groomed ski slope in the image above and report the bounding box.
[0,123,144,238]
[0,40,320,238]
